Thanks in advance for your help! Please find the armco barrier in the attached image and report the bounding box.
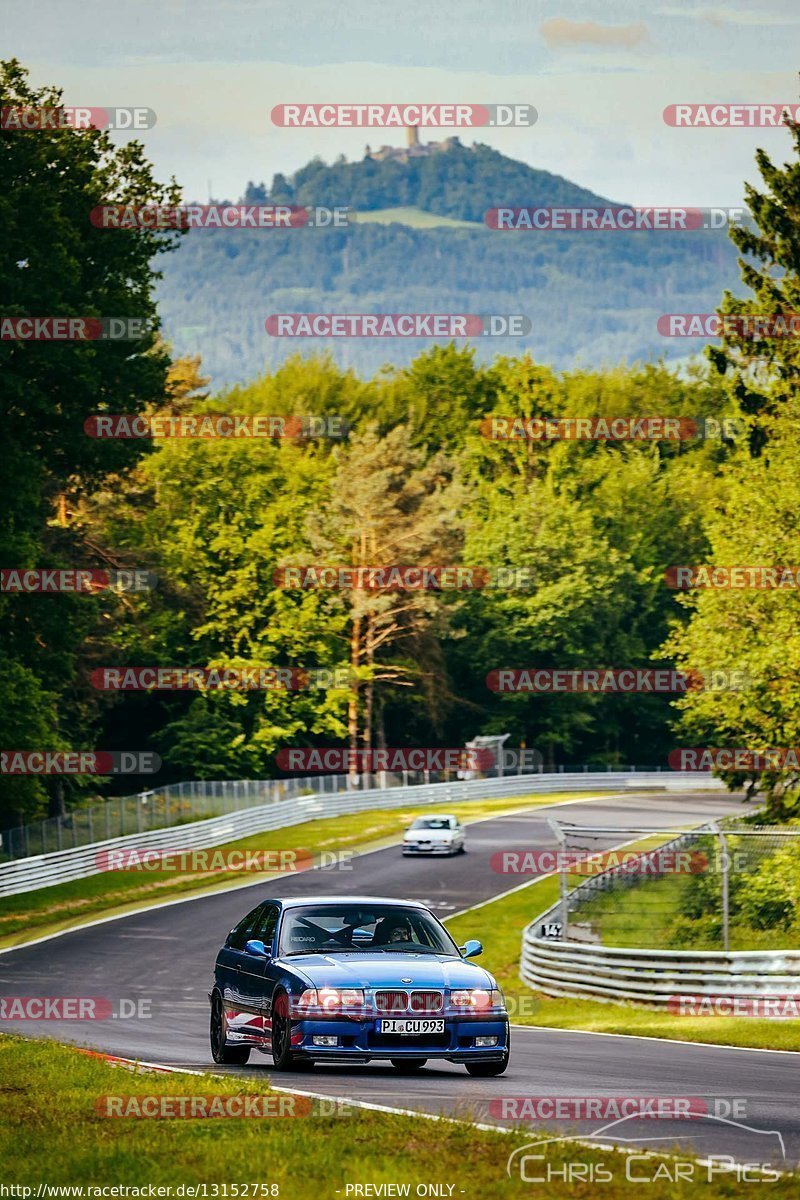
[520,892,799,1008]
[0,770,720,898]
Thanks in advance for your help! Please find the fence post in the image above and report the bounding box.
[711,822,731,953]
[546,816,568,939]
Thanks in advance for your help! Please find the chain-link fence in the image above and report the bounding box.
[0,774,356,862]
[0,756,556,863]
[547,819,800,952]
[0,761,687,864]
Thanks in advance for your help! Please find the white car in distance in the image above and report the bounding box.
[402,814,466,857]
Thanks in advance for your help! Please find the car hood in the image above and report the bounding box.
[280,953,494,990]
[405,829,454,840]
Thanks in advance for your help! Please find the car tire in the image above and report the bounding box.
[465,1048,509,1077]
[210,993,251,1065]
[271,989,299,1070]
[458,843,466,854]
[390,1058,427,1071]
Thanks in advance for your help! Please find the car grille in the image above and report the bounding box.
[409,990,443,1013]
[375,990,408,1014]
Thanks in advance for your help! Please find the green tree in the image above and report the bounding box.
[0,59,181,825]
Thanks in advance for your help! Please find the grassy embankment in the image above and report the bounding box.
[1,1034,793,1195]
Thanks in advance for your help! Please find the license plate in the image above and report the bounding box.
[379,1019,445,1034]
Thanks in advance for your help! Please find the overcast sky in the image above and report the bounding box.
[6,0,800,206]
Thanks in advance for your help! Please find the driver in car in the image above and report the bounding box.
[373,914,415,945]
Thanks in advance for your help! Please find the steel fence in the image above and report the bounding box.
[520,930,800,1007]
[521,818,800,1005]
[0,770,721,898]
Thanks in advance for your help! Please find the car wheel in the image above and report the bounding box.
[390,1058,427,1071]
[271,990,299,1070]
[458,843,466,854]
[210,993,251,1065]
[465,1048,509,1077]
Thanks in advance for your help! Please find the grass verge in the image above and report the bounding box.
[351,205,481,228]
[0,793,589,951]
[445,871,800,1053]
[1,1034,794,1194]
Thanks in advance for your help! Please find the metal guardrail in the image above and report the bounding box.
[520,930,800,1005]
[0,770,721,898]
[0,762,698,863]
[0,774,355,862]
[520,822,800,1005]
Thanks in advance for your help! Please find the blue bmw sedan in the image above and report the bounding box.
[210,895,509,1075]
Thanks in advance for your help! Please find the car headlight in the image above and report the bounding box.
[316,987,365,1011]
[450,988,504,1011]
[293,988,365,1014]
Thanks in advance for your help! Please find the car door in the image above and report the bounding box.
[217,904,261,1005]
[238,903,280,1033]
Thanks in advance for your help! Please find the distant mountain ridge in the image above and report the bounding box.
[157,143,739,388]
[242,139,619,224]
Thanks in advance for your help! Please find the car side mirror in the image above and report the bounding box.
[244,939,270,958]
[460,939,483,959]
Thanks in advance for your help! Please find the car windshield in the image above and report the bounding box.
[410,817,453,830]
[278,904,460,956]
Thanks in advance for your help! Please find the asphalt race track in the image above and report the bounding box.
[2,790,798,1172]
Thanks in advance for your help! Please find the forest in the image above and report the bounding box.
[3,58,800,827]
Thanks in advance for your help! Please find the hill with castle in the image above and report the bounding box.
[241,131,613,223]
[156,134,741,386]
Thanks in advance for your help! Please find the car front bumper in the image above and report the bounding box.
[402,842,458,854]
[282,1016,509,1062]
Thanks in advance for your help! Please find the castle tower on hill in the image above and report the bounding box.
[365,126,461,163]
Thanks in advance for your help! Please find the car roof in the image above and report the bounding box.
[265,896,428,909]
